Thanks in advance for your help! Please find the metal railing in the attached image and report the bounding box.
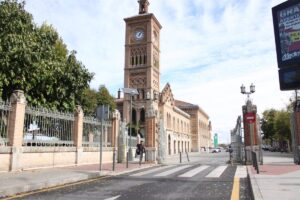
[23,106,75,146]
[82,116,112,147]
[0,99,11,146]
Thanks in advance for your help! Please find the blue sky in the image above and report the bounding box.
[25,0,293,143]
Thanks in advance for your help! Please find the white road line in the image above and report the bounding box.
[154,165,192,177]
[205,165,228,178]
[104,195,121,200]
[234,166,247,178]
[178,165,209,178]
[130,165,174,176]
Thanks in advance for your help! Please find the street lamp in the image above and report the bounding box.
[122,88,139,161]
[240,83,255,98]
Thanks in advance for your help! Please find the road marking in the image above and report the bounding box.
[154,165,192,177]
[205,165,227,178]
[104,195,121,200]
[178,165,209,178]
[230,177,240,200]
[131,165,174,176]
[234,166,247,178]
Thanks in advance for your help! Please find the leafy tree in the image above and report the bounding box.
[274,110,291,147]
[79,88,98,116]
[0,0,94,111]
[96,85,116,111]
[261,109,277,141]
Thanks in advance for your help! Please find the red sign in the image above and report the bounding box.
[245,113,256,124]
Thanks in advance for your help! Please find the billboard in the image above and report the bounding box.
[273,1,300,68]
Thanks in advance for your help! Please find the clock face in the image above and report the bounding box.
[134,29,145,41]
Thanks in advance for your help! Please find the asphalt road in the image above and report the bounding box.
[13,152,252,200]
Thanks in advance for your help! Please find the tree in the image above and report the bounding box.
[79,88,98,116]
[96,85,116,111]
[0,0,94,111]
[261,109,277,142]
[274,110,291,150]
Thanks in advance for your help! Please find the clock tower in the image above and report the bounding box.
[123,0,162,161]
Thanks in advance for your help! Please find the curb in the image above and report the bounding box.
[0,164,157,199]
[247,166,263,200]
[0,173,101,199]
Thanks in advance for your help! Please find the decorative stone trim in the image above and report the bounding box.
[10,90,26,104]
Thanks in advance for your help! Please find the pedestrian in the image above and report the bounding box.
[136,141,145,165]
[228,145,233,165]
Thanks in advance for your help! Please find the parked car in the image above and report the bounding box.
[211,148,221,153]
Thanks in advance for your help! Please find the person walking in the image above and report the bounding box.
[136,141,146,165]
[228,145,233,165]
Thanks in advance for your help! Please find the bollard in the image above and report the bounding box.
[180,152,182,163]
[126,151,129,168]
[186,151,190,162]
[113,150,116,171]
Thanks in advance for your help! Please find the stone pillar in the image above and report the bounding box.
[242,100,261,165]
[111,110,120,148]
[291,110,300,164]
[8,90,26,171]
[118,121,127,163]
[145,105,157,163]
[74,105,83,164]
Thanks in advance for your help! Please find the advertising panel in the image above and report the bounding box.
[273,1,300,68]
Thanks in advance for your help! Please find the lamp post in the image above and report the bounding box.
[240,83,262,165]
[240,83,255,98]
[122,88,139,161]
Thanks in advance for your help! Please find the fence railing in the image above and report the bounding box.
[83,117,112,147]
[0,100,11,146]
[23,106,75,147]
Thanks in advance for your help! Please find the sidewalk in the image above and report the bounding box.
[248,153,300,200]
[0,161,157,198]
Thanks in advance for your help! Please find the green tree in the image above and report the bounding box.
[79,88,98,116]
[274,110,291,147]
[261,109,277,142]
[96,85,116,111]
[0,0,93,111]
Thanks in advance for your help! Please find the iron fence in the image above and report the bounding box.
[23,106,75,146]
[82,117,112,147]
[0,99,11,146]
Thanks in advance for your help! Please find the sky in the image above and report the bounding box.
[24,0,293,144]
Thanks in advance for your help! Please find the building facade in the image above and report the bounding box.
[116,1,211,162]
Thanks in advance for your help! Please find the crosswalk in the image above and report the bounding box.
[129,164,247,179]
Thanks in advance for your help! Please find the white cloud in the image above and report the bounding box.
[25,0,292,144]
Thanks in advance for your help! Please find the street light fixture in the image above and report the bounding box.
[122,88,139,161]
[240,83,255,98]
